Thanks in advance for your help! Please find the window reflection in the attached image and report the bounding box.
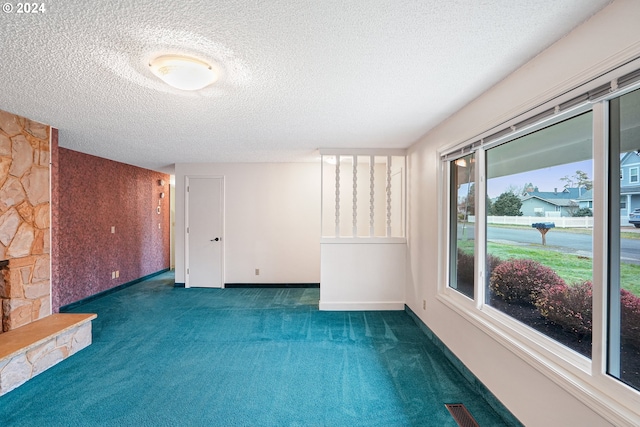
[450,153,475,299]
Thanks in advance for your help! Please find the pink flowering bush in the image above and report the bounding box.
[489,258,565,305]
[535,281,593,337]
[621,289,640,348]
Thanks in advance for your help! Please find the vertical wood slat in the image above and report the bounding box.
[386,155,392,237]
[353,155,357,237]
[370,155,375,237]
[335,156,340,237]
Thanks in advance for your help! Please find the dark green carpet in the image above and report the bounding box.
[0,272,514,426]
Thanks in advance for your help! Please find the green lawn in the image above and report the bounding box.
[457,238,640,295]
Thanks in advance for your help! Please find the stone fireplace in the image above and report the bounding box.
[0,110,51,333]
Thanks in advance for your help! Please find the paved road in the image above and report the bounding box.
[457,224,640,264]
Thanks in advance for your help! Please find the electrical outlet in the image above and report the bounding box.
[423,300,426,310]
[115,270,120,278]
[111,226,115,234]
[111,271,115,279]
[255,268,260,276]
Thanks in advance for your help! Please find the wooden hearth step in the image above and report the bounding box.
[0,313,97,396]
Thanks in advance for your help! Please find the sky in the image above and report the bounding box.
[486,159,593,199]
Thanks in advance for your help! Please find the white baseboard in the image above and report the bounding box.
[319,301,405,311]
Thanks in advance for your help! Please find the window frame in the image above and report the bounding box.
[438,70,640,424]
[629,166,639,184]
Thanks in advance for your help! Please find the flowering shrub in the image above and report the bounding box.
[489,258,565,305]
[536,281,593,337]
[621,289,640,348]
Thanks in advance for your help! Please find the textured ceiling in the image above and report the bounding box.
[0,0,611,173]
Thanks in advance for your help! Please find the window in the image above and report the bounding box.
[449,153,475,299]
[485,112,593,357]
[608,88,640,390]
[443,64,640,407]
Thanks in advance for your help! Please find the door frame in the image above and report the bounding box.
[185,175,225,288]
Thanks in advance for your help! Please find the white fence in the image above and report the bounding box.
[467,215,594,228]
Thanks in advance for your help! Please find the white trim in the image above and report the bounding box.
[319,301,405,311]
[629,166,639,184]
[591,101,607,381]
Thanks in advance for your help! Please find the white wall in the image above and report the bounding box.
[174,163,320,284]
[407,1,640,426]
[320,241,406,310]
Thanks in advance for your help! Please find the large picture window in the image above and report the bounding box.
[444,65,640,421]
[485,112,594,357]
[444,65,640,404]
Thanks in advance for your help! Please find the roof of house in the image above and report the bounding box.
[521,195,576,207]
[522,187,582,199]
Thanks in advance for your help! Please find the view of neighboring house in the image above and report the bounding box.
[520,153,640,222]
[577,188,593,211]
[621,151,640,218]
[520,187,584,217]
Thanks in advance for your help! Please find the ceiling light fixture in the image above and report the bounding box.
[148,55,218,91]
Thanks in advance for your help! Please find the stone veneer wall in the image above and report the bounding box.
[52,148,170,311]
[0,110,51,332]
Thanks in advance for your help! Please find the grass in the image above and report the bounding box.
[457,238,640,296]
[487,243,593,285]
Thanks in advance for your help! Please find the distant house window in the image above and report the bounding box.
[588,201,593,208]
[630,167,639,184]
[621,200,626,209]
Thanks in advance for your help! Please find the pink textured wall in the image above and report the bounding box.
[52,147,170,311]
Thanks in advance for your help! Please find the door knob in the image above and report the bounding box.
[211,237,220,241]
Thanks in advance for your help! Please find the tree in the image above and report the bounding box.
[492,192,523,216]
[463,183,475,217]
[521,182,538,195]
[561,170,593,192]
[459,183,493,218]
[565,201,579,217]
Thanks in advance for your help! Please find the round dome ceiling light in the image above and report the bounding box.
[148,55,218,91]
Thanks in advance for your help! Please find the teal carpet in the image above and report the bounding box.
[0,272,515,426]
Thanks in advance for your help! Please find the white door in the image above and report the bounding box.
[186,176,223,288]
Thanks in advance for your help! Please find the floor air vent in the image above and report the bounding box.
[445,403,480,427]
